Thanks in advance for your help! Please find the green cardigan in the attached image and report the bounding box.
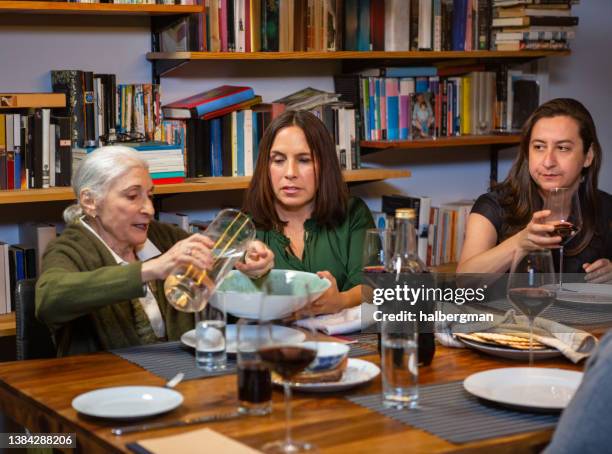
[36,220,193,357]
[256,197,375,291]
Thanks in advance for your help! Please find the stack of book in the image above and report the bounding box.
[72,141,186,185]
[274,87,359,170]
[162,85,267,178]
[492,0,579,51]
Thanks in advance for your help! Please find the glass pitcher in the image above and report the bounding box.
[164,208,256,312]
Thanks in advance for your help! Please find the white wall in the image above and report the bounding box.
[0,2,610,243]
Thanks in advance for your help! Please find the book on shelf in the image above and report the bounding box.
[0,243,9,315]
[162,86,255,120]
[19,223,57,278]
[492,15,578,27]
[0,93,66,109]
[495,6,571,18]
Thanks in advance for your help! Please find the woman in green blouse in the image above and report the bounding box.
[243,110,375,316]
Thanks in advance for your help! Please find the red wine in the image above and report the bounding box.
[258,345,317,380]
[550,221,578,243]
[508,287,556,319]
[238,362,272,404]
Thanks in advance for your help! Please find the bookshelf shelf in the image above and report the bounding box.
[0,169,409,205]
[361,134,521,152]
[0,313,15,338]
[0,2,203,15]
[147,50,570,61]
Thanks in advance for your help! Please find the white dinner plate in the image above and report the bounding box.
[72,386,183,420]
[463,367,583,411]
[458,337,562,361]
[272,358,380,393]
[181,324,306,354]
[553,283,612,305]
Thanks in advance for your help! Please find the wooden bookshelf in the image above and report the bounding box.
[0,1,203,15]
[0,313,16,338]
[0,168,410,204]
[361,134,521,151]
[147,50,570,61]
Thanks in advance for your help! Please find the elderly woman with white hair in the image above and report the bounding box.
[36,146,273,356]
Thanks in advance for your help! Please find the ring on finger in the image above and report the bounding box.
[185,247,192,256]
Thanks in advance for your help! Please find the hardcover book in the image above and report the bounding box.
[162,86,255,119]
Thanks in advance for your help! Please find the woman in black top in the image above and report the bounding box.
[457,98,612,282]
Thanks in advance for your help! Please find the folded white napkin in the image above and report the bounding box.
[295,304,376,335]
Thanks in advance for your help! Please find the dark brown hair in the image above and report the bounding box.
[243,110,349,230]
[495,98,602,255]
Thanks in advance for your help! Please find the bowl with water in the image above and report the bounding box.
[209,269,331,320]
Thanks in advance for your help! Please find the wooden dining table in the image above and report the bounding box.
[0,340,584,454]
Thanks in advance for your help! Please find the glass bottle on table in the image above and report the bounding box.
[387,208,435,367]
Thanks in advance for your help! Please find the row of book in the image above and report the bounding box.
[50,70,161,149]
[0,224,56,315]
[159,0,491,53]
[492,0,578,51]
[0,110,71,190]
[334,64,544,139]
[63,1,197,4]
[380,195,474,268]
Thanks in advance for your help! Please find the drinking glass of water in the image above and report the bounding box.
[381,316,419,409]
[196,296,227,371]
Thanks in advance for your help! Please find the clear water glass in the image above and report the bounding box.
[196,299,227,371]
[381,318,419,409]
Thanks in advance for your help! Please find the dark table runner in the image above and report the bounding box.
[348,380,559,444]
[112,338,376,381]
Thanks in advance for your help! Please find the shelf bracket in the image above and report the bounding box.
[489,146,500,189]
[151,59,190,85]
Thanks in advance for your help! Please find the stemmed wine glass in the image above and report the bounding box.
[507,249,557,366]
[258,283,318,454]
[543,187,582,290]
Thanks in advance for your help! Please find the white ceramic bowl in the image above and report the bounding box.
[301,341,350,372]
[209,269,331,321]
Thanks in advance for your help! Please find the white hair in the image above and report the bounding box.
[63,145,149,224]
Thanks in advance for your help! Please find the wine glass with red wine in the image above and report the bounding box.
[258,283,317,454]
[507,249,557,366]
[543,187,582,290]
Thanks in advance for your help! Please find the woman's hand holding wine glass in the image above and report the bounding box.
[543,187,583,289]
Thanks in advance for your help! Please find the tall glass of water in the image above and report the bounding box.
[164,208,256,313]
[196,295,227,370]
[381,316,419,409]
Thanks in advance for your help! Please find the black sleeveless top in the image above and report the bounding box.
[471,190,612,273]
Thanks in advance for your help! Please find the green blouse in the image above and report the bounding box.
[256,197,375,292]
